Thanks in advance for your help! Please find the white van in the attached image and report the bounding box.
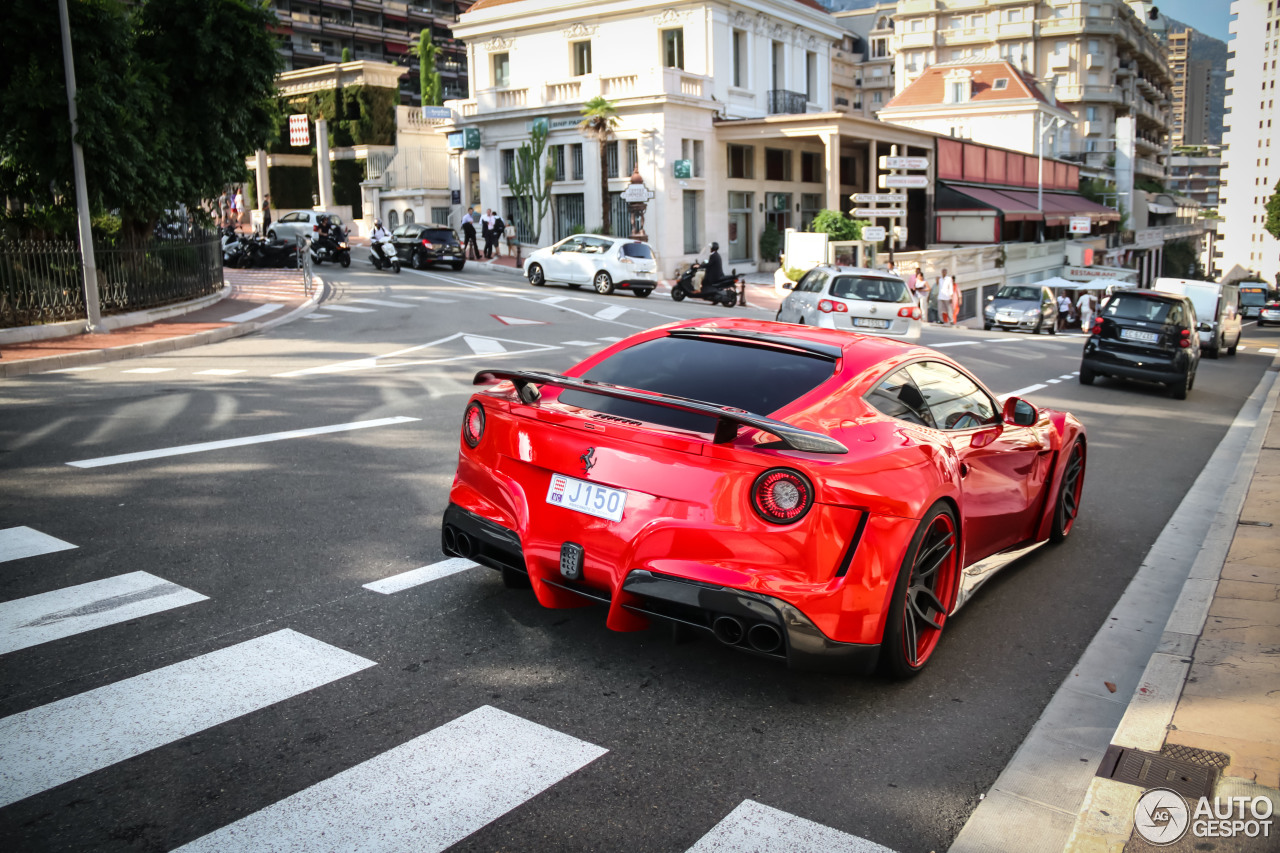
[1151,277,1242,358]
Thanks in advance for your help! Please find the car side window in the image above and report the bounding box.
[557,237,583,253]
[281,212,301,223]
[581,237,610,254]
[905,361,998,431]
[865,367,936,428]
[393,225,408,238]
[796,269,828,293]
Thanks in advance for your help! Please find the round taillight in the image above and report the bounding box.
[1091,318,1103,336]
[462,401,485,448]
[751,468,814,524]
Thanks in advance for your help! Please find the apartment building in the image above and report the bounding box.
[1216,0,1280,282]
[1168,29,1211,145]
[1167,147,1221,208]
[887,0,1173,184]
[831,3,898,120]
[266,0,474,104]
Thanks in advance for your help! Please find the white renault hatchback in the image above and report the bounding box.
[524,235,658,297]
[777,265,922,337]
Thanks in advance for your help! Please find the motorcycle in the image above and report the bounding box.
[220,227,247,268]
[311,228,351,268]
[243,234,299,269]
[369,235,401,273]
[671,261,742,307]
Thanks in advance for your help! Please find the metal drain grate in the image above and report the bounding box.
[1096,744,1222,800]
[1161,743,1230,769]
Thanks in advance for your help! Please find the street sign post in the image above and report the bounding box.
[878,156,929,170]
[861,226,887,241]
[622,183,654,203]
[853,208,904,217]
[421,106,452,120]
[879,174,929,189]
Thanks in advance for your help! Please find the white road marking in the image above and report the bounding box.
[687,800,896,853]
[194,369,246,376]
[598,336,626,342]
[66,416,419,468]
[929,341,983,348]
[0,527,77,564]
[48,366,103,373]
[540,296,574,305]
[446,292,490,300]
[560,340,602,347]
[404,296,457,303]
[220,304,284,323]
[273,333,560,377]
[121,368,175,374]
[594,305,628,320]
[349,298,418,308]
[323,304,377,313]
[363,558,478,594]
[175,705,607,853]
[1047,378,1061,384]
[0,630,374,808]
[464,335,508,355]
[492,314,547,325]
[1261,347,1278,354]
[1059,374,1075,380]
[304,313,330,320]
[1004,383,1048,397]
[0,571,207,655]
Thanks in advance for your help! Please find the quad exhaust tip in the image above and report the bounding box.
[747,623,783,654]
[712,615,745,645]
[713,615,783,654]
[442,525,474,559]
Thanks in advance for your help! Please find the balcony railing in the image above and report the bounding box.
[767,89,807,115]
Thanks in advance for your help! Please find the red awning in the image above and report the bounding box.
[384,41,408,54]
[939,186,1042,222]
[998,190,1121,223]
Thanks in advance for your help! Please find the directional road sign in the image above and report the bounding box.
[851,193,902,204]
[880,174,930,189]
[861,226,887,241]
[853,208,905,217]
[878,155,929,170]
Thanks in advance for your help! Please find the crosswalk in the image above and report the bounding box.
[0,530,899,852]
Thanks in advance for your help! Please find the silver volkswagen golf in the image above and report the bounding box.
[776,265,922,338]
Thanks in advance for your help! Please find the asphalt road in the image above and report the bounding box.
[1,261,1276,853]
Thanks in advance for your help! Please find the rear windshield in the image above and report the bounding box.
[1102,294,1175,323]
[996,286,1042,301]
[423,228,457,244]
[558,336,834,433]
[829,276,910,303]
[621,242,654,259]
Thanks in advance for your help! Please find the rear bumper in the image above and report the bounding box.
[442,503,881,674]
[1082,345,1187,384]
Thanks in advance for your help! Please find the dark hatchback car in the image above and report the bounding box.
[1080,289,1199,399]
[392,223,465,271]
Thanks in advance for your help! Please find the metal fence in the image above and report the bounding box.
[1,235,223,328]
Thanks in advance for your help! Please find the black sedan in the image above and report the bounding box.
[392,223,465,271]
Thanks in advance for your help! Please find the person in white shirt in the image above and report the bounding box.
[1057,293,1072,330]
[233,189,245,227]
[369,218,393,264]
[1077,291,1098,332]
[937,268,956,325]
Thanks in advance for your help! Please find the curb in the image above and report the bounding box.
[0,278,325,379]
[1062,355,1280,852]
[0,288,231,346]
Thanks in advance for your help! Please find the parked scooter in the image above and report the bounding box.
[245,235,299,269]
[220,226,247,268]
[672,260,742,307]
[370,234,401,273]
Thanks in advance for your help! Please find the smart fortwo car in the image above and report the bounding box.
[441,320,1087,677]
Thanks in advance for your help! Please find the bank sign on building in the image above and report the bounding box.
[443,0,937,275]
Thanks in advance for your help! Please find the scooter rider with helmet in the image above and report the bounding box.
[701,241,732,294]
[369,218,395,267]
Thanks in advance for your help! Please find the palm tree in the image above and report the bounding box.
[579,96,620,235]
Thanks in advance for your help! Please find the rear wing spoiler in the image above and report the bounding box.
[472,368,848,455]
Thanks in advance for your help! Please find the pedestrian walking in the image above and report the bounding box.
[1077,290,1098,333]
[937,268,957,326]
[481,208,497,259]
[492,211,506,256]
[1057,292,1072,330]
[234,188,245,228]
[927,276,940,324]
[461,207,479,260]
[261,194,272,235]
[913,266,928,312]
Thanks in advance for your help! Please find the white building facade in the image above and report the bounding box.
[1216,0,1279,283]
[443,0,918,273]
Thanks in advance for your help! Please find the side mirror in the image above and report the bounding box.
[783,281,796,290]
[731,268,737,276]
[1003,397,1038,427]
[1197,322,1211,332]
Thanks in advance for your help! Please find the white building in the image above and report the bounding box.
[1216,0,1279,283]
[442,0,937,273]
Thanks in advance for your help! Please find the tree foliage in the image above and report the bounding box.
[509,122,554,245]
[1,0,281,236]
[809,209,870,242]
[1265,180,1280,241]
[418,30,442,107]
[579,96,619,235]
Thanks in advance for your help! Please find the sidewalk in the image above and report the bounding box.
[1062,358,1280,851]
[0,268,320,378]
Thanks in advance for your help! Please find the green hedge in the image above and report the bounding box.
[268,166,315,211]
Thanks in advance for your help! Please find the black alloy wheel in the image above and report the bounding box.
[1171,368,1192,400]
[1079,365,1096,385]
[1050,439,1086,542]
[671,287,686,302]
[880,504,959,679]
[633,288,652,298]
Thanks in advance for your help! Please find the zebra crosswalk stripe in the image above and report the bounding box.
[687,799,898,853]
[0,571,207,655]
[0,630,374,808]
[0,527,77,564]
[363,557,478,594]
[175,705,607,852]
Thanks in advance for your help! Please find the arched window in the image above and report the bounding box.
[387,209,399,229]
[404,208,415,223]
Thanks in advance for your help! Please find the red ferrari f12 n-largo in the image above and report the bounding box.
[442,319,1086,678]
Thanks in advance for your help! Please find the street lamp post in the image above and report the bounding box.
[56,0,103,333]
[1037,113,1064,243]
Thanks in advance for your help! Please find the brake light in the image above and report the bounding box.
[751,468,814,524]
[462,401,485,448]
[421,239,434,248]
[898,306,921,320]
[1179,329,1191,348]
[1091,318,1103,336]
[818,300,848,313]
[313,224,319,232]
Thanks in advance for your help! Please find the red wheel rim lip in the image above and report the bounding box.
[903,513,958,668]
